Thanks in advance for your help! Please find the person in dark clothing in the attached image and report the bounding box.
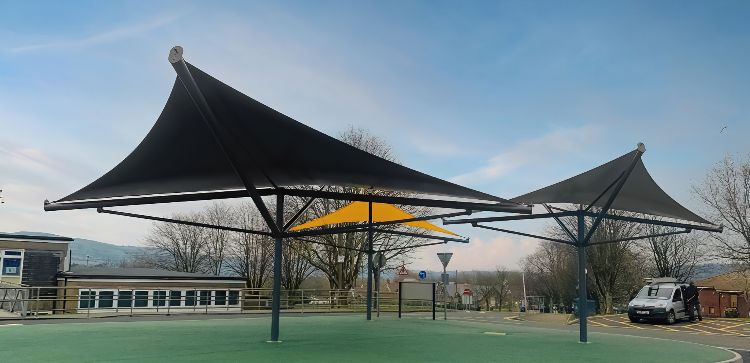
[684,281,703,322]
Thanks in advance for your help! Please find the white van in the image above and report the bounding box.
[627,279,694,324]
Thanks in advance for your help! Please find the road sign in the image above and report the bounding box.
[418,271,427,280]
[397,263,408,276]
[373,252,386,269]
[462,293,473,306]
[463,288,471,295]
[436,253,453,269]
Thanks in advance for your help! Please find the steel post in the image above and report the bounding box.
[577,212,588,343]
[366,201,373,321]
[432,283,436,320]
[270,194,284,342]
[443,266,448,320]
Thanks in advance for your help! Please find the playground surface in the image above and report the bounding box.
[0,315,738,362]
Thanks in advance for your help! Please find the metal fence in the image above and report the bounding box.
[0,286,441,320]
[0,283,28,316]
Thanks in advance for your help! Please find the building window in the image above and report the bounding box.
[134,291,148,307]
[169,291,182,307]
[154,291,167,307]
[1,250,23,276]
[229,291,240,305]
[99,291,114,308]
[199,290,211,305]
[185,291,196,306]
[118,291,133,308]
[215,290,227,306]
[709,307,715,314]
[730,295,738,308]
[79,291,96,309]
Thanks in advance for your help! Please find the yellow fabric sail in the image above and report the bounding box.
[290,201,457,236]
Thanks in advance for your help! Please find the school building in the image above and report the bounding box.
[1,233,247,316]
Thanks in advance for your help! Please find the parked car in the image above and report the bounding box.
[627,278,696,324]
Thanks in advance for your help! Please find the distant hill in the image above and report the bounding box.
[15,231,149,266]
[692,263,737,281]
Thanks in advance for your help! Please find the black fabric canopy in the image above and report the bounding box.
[511,149,711,224]
[46,62,509,211]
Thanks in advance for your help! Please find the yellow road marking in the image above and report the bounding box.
[698,320,725,328]
[600,316,644,330]
[690,320,746,334]
[588,319,609,327]
[649,323,679,332]
[678,324,717,335]
[718,322,745,330]
[712,322,748,335]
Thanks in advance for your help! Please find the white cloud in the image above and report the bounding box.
[451,124,602,186]
[410,235,539,271]
[8,14,181,54]
[411,134,477,157]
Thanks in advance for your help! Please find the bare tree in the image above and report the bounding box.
[145,212,209,273]
[297,127,429,290]
[203,202,234,275]
[522,241,577,307]
[641,224,702,281]
[472,271,496,311]
[544,209,646,314]
[281,240,315,290]
[494,267,512,311]
[693,155,750,268]
[585,214,644,314]
[224,203,274,288]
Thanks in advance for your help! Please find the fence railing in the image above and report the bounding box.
[0,286,444,320]
[0,283,28,316]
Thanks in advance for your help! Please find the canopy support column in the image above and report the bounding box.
[577,211,588,343]
[270,193,284,342]
[366,201,374,321]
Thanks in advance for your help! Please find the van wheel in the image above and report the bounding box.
[666,311,676,325]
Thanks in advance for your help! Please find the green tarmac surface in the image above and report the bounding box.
[0,315,736,362]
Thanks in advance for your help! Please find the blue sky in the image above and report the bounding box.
[1,1,748,270]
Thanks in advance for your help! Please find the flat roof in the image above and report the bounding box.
[59,267,245,281]
[0,232,73,243]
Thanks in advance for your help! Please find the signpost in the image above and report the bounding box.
[436,252,453,320]
[462,288,472,311]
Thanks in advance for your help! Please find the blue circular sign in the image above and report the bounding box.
[418,270,427,280]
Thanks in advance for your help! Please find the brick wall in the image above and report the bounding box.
[698,288,749,318]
